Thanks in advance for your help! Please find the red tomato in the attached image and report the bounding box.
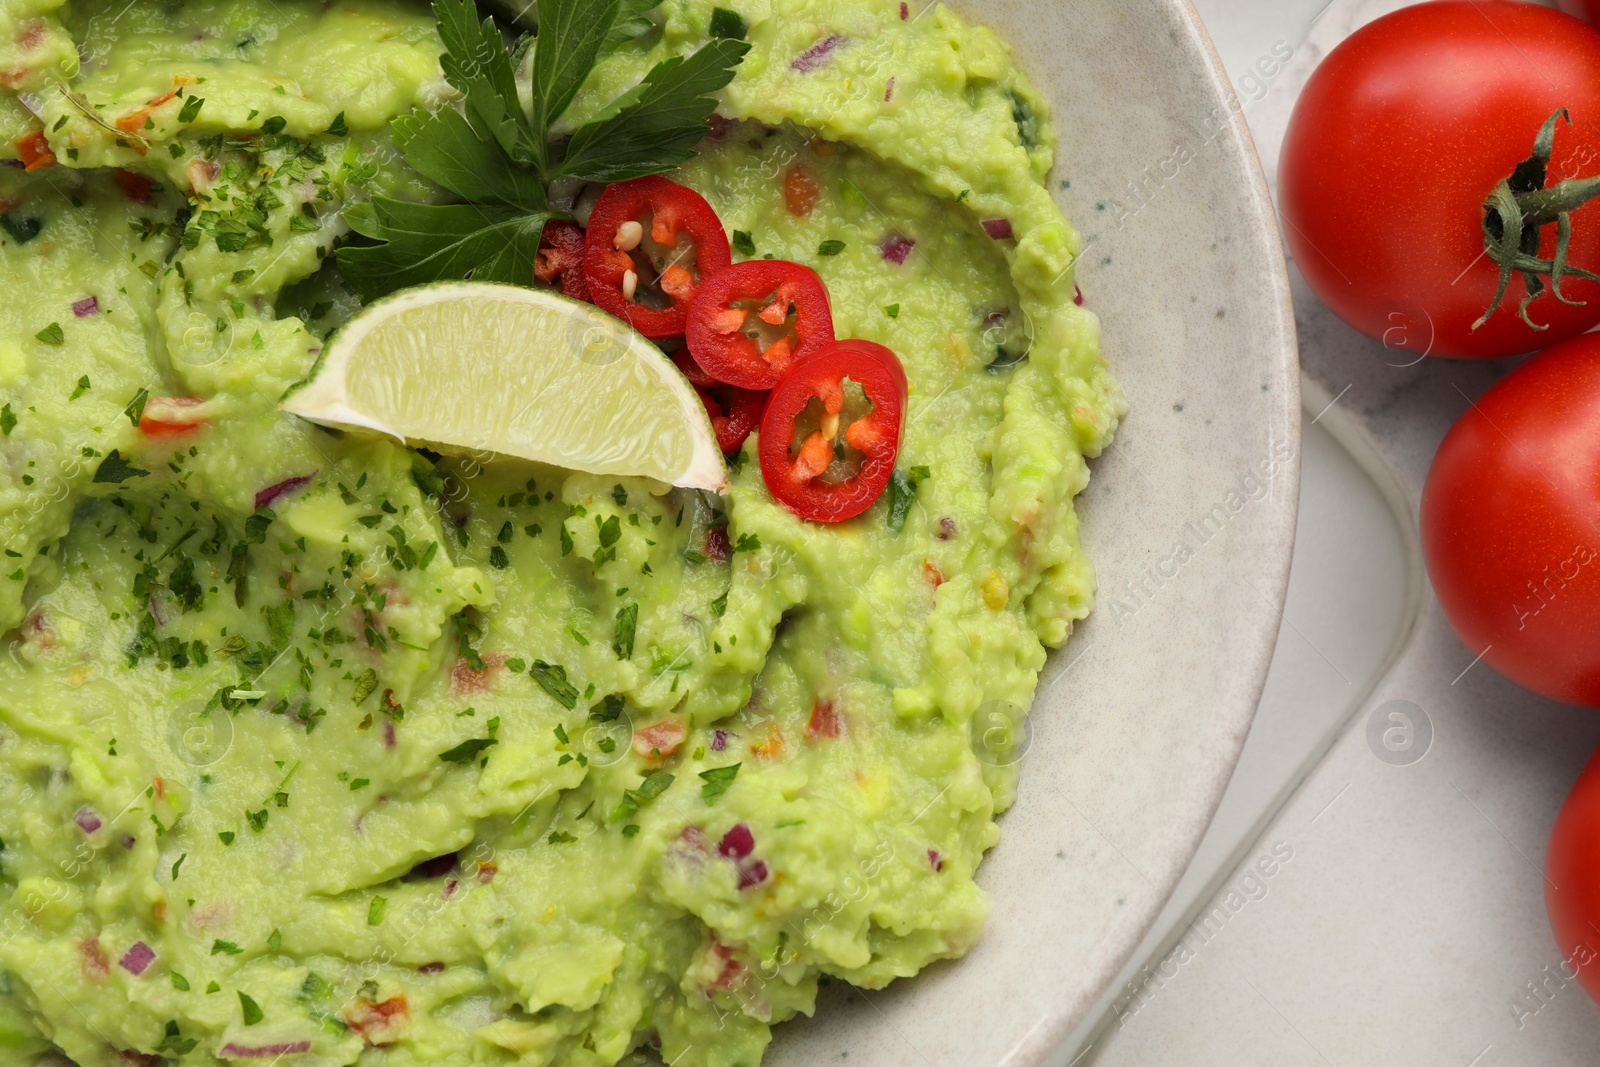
[1558,0,1600,27]
[1545,745,1600,1005]
[1421,333,1600,705]
[113,169,156,204]
[15,130,55,173]
[759,339,905,523]
[686,260,835,390]
[784,164,820,217]
[138,396,206,438]
[533,219,591,303]
[582,177,731,339]
[1279,2,1600,359]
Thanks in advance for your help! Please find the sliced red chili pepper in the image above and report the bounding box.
[16,130,55,173]
[699,384,765,456]
[583,176,731,339]
[534,219,592,302]
[673,349,718,389]
[686,259,835,391]
[759,340,906,523]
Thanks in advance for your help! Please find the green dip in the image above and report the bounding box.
[0,0,1124,1063]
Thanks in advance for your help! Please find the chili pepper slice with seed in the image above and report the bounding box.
[583,176,731,339]
[759,340,906,522]
[686,259,835,390]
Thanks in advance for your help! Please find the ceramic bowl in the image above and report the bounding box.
[763,1,1301,1063]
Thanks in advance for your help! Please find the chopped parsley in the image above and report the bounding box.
[530,660,579,709]
[699,763,741,804]
[438,737,498,764]
[886,465,931,535]
[613,602,638,660]
[709,6,748,39]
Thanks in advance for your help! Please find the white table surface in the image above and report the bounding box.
[1067,2,1600,1064]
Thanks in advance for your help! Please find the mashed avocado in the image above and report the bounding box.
[0,0,1124,1063]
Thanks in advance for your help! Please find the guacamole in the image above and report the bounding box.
[0,0,1124,1063]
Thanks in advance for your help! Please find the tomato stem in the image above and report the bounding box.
[1477,110,1600,332]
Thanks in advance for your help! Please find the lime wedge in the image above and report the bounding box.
[282,283,728,492]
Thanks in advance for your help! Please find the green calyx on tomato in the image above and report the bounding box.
[1478,109,1600,331]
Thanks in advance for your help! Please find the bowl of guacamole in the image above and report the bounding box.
[0,0,1297,1064]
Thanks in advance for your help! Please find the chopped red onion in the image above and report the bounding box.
[148,594,168,628]
[880,234,915,265]
[710,729,732,752]
[72,296,99,317]
[900,1,909,17]
[384,721,397,749]
[938,517,958,541]
[119,833,136,849]
[927,849,945,872]
[981,218,1015,241]
[706,527,731,563]
[219,1041,312,1057]
[884,76,896,103]
[718,823,755,860]
[792,34,844,72]
[1074,285,1085,306]
[418,961,446,974]
[254,474,313,510]
[74,808,102,834]
[738,860,769,889]
[118,942,155,975]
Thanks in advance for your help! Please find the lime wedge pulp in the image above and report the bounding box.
[281,283,728,492]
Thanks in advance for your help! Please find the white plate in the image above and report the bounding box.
[763,1,1300,1062]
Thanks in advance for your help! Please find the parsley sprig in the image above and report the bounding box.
[337,0,749,299]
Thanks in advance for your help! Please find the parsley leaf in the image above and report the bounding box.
[527,0,623,168]
[602,0,663,54]
[709,7,748,39]
[438,737,499,764]
[391,106,547,209]
[93,450,149,484]
[123,387,150,427]
[613,602,638,659]
[433,0,534,161]
[886,465,931,535]
[338,199,550,300]
[699,762,740,804]
[556,37,750,183]
[530,660,579,708]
